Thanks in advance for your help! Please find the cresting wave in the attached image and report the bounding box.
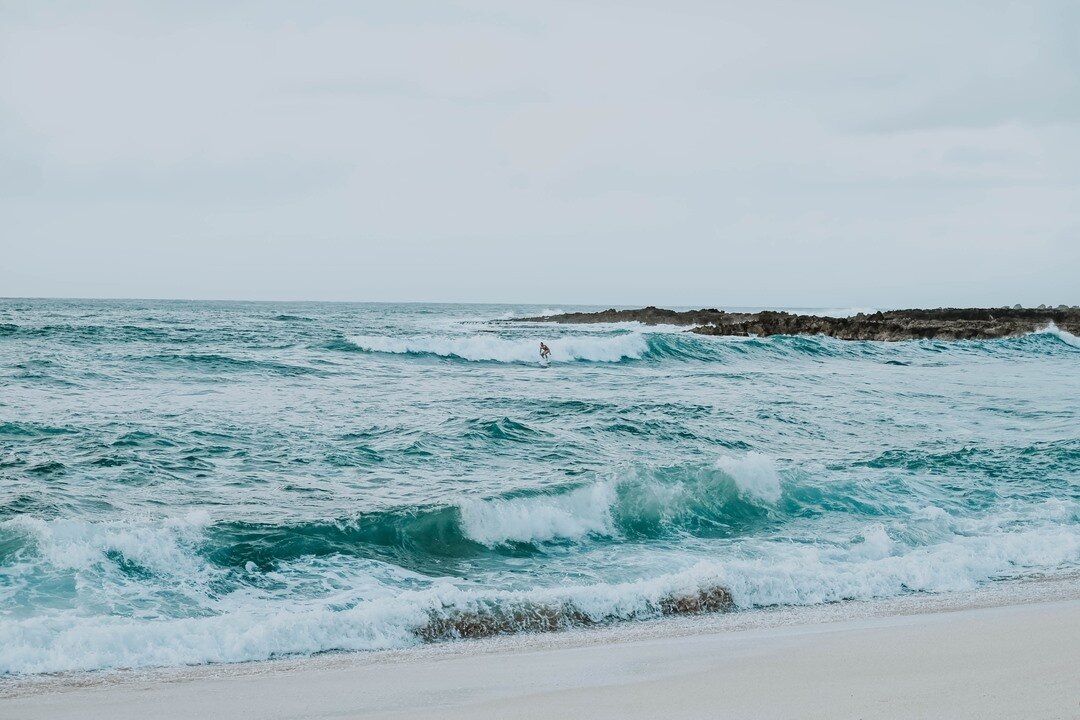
[1042,322,1080,349]
[459,453,782,545]
[0,455,786,570]
[345,333,650,363]
[340,328,1080,365]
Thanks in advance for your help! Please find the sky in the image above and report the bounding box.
[1,0,1078,307]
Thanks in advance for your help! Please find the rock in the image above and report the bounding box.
[413,584,735,642]
[659,586,734,615]
[511,307,1080,341]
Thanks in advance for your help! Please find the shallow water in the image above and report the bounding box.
[0,299,1078,674]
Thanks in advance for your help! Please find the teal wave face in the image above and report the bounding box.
[0,299,1078,675]
[331,327,1080,366]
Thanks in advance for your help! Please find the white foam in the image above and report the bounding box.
[460,484,616,546]
[348,333,649,363]
[1038,323,1080,348]
[715,452,782,504]
[718,522,1080,608]
[850,524,895,560]
[4,510,211,578]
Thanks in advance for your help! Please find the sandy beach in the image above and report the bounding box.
[3,591,1077,720]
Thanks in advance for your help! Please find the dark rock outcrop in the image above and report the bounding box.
[513,307,1080,341]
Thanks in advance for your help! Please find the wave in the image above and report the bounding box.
[0,560,736,674]
[0,455,783,571]
[1038,323,1080,349]
[0,511,213,575]
[0,422,77,438]
[144,353,324,376]
[338,332,850,364]
[0,323,173,342]
[460,453,783,546]
[716,453,782,503]
[335,327,1080,366]
[345,333,650,363]
[460,484,617,545]
[2,510,1077,674]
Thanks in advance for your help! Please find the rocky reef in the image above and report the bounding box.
[415,585,734,642]
[514,307,1080,341]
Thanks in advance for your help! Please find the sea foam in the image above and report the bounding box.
[715,452,782,504]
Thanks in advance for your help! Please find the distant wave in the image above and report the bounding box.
[144,353,324,376]
[337,328,1079,366]
[0,323,172,342]
[345,333,650,363]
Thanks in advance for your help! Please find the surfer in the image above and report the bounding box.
[539,342,551,361]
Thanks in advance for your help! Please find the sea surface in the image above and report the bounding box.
[1,299,1078,675]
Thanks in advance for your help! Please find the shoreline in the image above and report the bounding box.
[3,574,1079,718]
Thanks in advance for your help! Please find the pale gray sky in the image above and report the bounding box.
[2,0,1078,306]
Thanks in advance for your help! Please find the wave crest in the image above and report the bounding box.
[1038,323,1080,349]
[459,454,782,547]
[346,333,649,363]
[460,484,617,545]
[338,327,1080,367]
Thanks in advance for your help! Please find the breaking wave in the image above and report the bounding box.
[1038,323,1080,349]
[1,499,1077,674]
[338,328,1080,366]
[459,453,783,546]
[345,333,650,363]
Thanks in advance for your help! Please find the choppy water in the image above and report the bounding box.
[1,299,1078,675]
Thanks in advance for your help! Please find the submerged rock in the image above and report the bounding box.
[513,307,1080,341]
[658,585,735,614]
[414,585,734,642]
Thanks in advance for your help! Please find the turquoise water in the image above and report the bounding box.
[1,299,1078,674]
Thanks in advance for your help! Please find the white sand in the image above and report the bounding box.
[2,597,1078,720]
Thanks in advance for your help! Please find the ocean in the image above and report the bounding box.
[1,299,1078,675]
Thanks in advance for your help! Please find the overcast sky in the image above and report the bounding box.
[2,0,1077,306]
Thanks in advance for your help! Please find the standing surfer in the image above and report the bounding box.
[539,342,551,361]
